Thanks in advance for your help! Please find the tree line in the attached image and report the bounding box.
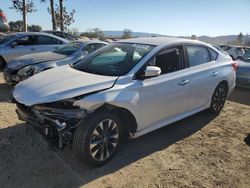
[190,32,250,46]
[10,0,75,32]
[9,0,134,40]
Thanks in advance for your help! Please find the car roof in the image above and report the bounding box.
[9,32,68,42]
[43,30,67,34]
[116,37,205,46]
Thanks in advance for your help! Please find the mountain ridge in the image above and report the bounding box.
[100,31,249,45]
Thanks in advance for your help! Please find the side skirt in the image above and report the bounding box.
[131,105,209,139]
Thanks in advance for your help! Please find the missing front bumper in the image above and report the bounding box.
[16,103,86,148]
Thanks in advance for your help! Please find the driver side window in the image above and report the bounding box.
[148,47,182,75]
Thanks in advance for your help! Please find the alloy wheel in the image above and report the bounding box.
[89,119,119,161]
[211,84,227,112]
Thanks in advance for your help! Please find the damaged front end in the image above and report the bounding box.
[15,99,87,148]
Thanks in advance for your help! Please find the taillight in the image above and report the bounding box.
[231,62,238,71]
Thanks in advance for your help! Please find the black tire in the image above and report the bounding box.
[0,56,6,69]
[209,82,228,114]
[73,111,123,166]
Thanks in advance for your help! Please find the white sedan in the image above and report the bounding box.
[12,37,236,166]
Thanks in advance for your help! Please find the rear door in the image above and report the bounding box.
[36,35,63,52]
[184,45,220,110]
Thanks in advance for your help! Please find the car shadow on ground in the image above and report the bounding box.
[0,110,217,187]
[244,133,250,146]
[59,110,217,185]
[0,82,12,102]
[228,87,250,106]
[0,123,84,188]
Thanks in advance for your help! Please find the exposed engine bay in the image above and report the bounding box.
[15,99,87,148]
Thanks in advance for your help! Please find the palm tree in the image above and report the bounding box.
[41,0,56,30]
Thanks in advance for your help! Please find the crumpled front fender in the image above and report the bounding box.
[73,88,140,117]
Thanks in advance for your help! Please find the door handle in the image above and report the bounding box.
[211,71,219,77]
[178,79,189,86]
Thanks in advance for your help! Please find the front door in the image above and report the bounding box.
[136,46,190,131]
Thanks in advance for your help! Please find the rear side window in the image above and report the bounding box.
[186,46,210,67]
[38,36,62,45]
[208,48,218,61]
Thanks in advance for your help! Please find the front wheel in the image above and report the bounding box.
[73,111,123,166]
[209,82,228,114]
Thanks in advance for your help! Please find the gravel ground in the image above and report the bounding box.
[0,71,249,188]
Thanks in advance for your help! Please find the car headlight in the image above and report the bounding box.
[18,64,45,76]
[18,65,36,76]
[33,63,46,74]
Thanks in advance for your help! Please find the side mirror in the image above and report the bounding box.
[143,66,161,78]
[11,42,17,48]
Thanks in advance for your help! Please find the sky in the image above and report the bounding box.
[0,0,250,37]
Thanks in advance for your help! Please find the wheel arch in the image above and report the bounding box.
[93,103,138,136]
[218,80,229,91]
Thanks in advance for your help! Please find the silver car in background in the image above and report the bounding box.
[0,32,68,68]
[12,37,236,166]
[4,40,107,84]
[236,50,250,88]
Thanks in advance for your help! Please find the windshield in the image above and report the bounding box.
[72,43,154,76]
[54,42,82,55]
[0,35,15,45]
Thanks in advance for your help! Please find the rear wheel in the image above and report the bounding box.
[73,111,123,166]
[0,56,6,69]
[209,82,228,114]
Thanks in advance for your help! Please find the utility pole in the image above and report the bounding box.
[22,0,27,32]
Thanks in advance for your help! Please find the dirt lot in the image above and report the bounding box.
[0,71,250,188]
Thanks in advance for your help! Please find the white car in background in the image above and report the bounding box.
[0,32,68,68]
[4,40,107,84]
[12,37,236,166]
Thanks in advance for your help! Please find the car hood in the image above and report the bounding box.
[8,51,67,70]
[13,65,118,106]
